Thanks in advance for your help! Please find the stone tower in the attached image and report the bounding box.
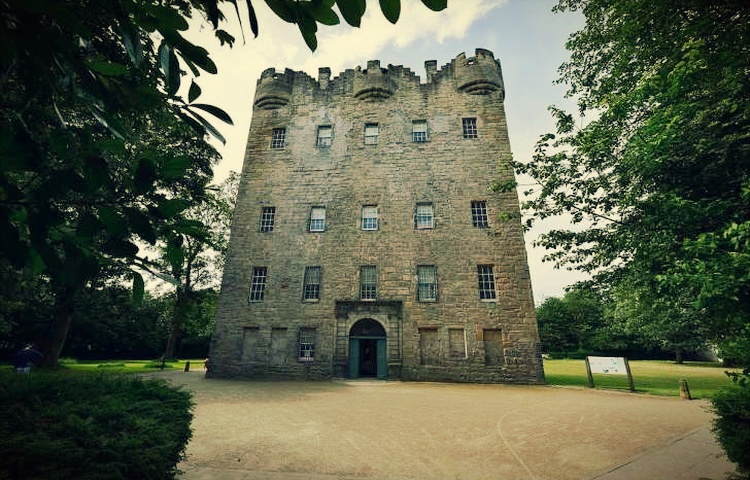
[210,48,544,383]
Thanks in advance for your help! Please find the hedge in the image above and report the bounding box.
[0,371,193,480]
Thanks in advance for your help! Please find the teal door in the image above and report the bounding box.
[348,339,360,378]
[377,339,387,379]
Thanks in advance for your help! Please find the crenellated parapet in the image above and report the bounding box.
[254,67,293,110]
[453,48,504,98]
[251,48,505,108]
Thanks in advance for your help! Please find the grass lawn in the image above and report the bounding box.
[543,359,740,399]
[54,358,206,374]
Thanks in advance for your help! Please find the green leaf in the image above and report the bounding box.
[121,25,143,65]
[303,1,340,26]
[297,13,318,51]
[188,103,234,125]
[336,0,366,27]
[158,199,190,218]
[147,4,189,32]
[420,0,447,11]
[97,207,126,237]
[88,60,129,76]
[379,0,400,23]
[162,155,191,180]
[126,208,157,245]
[246,0,259,37]
[101,239,139,258]
[132,272,145,305]
[188,80,202,103]
[166,241,185,270]
[264,0,297,23]
[183,108,227,144]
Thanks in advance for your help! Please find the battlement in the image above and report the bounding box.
[252,48,504,109]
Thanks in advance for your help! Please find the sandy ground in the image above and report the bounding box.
[148,371,737,480]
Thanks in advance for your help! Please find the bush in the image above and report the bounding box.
[711,369,750,476]
[0,371,193,480]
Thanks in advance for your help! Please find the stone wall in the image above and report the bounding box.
[210,49,545,384]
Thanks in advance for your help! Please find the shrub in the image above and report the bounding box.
[0,371,193,480]
[711,369,750,476]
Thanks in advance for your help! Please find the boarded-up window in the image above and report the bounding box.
[419,328,439,365]
[241,327,261,363]
[270,328,289,365]
[449,328,466,357]
[484,328,504,366]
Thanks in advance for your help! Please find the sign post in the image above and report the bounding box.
[586,356,635,392]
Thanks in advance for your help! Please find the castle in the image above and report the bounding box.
[210,49,544,383]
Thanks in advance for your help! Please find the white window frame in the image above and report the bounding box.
[302,266,321,301]
[360,265,377,301]
[270,127,286,149]
[309,206,326,232]
[298,328,315,362]
[412,120,427,142]
[317,125,332,148]
[417,265,437,302]
[249,266,268,302]
[361,205,378,231]
[364,123,379,145]
[259,206,275,232]
[477,264,497,300]
[415,203,434,230]
[462,117,478,139]
[471,201,488,228]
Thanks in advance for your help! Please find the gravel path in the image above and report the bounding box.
[150,371,736,480]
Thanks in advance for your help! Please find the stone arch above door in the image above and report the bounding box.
[350,318,386,337]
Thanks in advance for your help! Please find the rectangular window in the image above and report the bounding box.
[309,206,326,232]
[303,266,321,301]
[415,203,434,230]
[259,206,276,232]
[249,266,268,302]
[364,123,379,145]
[412,120,427,142]
[477,265,496,300]
[471,201,488,228]
[270,127,286,148]
[417,265,437,302]
[317,125,332,148]
[361,205,378,231]
[298,328,316,362]
[449,328,466,357]
[484,328,504,366]
[419,328,439,365]
[462,117,478,138]
[360,265,377,301]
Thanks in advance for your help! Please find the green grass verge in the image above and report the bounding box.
[544,359,740,398]
[27,359,206,374]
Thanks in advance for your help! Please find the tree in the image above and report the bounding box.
[1,0,447,366]
[160,172,239,358]
[536,286,605,355]
[517,0,750,362]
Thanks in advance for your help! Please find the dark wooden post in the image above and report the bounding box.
[624,358,635,392]
[585,356,595,388]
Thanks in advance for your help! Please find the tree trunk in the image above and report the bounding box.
[675,345,684,364]
[39,286,76,367]
[164,289,183,359]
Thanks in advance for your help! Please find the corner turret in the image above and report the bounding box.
[454,48,504,98]
[254,68,292,110]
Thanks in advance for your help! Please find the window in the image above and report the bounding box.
[462,117,478,138]
[361,205,378,231]
[309,207,326,232]
[317,125,332,148]
[270,128,286,148]
[260,207,276,232]
[471,201,488,228]
[360,265,377,301]
[417,265,437,302]
[415,203,434,230]
[477,265,496,300]
[303,266,321,301]
[412,120,427,142]
[364,123,379,145]
[249,267,268,302]
[298,328,316,362]
[449,328,466,357]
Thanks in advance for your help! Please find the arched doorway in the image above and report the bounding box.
[348,318,387,379]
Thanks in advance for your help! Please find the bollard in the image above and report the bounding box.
[679,379,692,400]
[184,361,190,372]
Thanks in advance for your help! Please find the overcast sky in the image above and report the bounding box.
[187,0,588,304]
